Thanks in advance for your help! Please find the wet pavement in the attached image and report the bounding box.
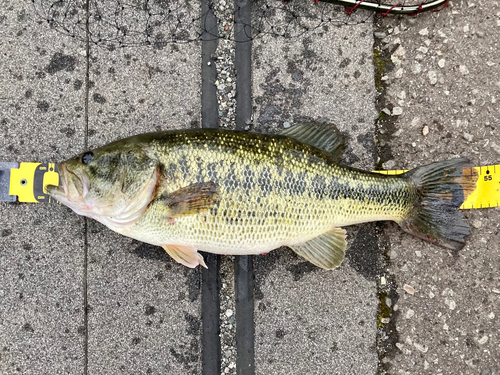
[1,1,498,374]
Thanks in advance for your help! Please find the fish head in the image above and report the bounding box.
[47,141,159,220]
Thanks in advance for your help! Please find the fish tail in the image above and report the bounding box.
[399,158,478,250]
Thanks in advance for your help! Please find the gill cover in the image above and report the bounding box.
[48,140,160,227]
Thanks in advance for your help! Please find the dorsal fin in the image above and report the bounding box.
[278,122,345,162]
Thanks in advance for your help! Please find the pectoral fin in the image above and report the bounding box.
[163,182,219,218]
[162,244,208,269]
[289,228,347,269]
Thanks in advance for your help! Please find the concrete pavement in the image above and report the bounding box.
[1,0,498,374]
[251,7,380,374]
[376,1,500,373]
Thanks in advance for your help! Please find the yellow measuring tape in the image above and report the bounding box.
[9,162,60,203]
[7,162,500,209]
[374,164,499,209]
[460,165,499,209]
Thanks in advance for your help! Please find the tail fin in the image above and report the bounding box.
[399,158,478,251]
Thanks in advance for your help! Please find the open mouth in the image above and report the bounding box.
[45,183,65,197]
[46,164,68,200]
[46,164,88,203]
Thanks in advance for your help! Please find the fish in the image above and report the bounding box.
[47,123,478,269]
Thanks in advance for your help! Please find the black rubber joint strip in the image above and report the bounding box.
[201,1,221,374]
[234,0,255,374]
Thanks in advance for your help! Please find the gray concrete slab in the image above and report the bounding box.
[86,225,203,375]
[252,3,380,374]
[87,41,202,148]
[252,10,378,169]
[2,1,204,374]
[254,252,378,375]
[376,1,500,373]
[85,3,203,373]
[0,2,86,374]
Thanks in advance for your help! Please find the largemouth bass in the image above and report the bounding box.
[47,123,478,269]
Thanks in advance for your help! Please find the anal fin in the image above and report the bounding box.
[163,244,208,269]
[289,228,347,269]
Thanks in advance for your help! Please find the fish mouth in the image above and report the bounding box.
[46,163,89,203]
[46,164,68,200]
[46,183,65,198]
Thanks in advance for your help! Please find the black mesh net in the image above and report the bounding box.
[32,0,442,48]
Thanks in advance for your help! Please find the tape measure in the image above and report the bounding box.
[458,165,499,209]
[1,162,60,203]
[374,164,500,210]
[1,162,499,209]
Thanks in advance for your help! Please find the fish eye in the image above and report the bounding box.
[82,152,94,164]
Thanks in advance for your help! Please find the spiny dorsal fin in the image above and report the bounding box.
[278,122,345,162]
[289,227,347,269]
[162,182,219,218]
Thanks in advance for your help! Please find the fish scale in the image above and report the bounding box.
[47,124,477,269]
[131,130,414,254]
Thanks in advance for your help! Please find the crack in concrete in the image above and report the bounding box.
[83,1,90,374]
